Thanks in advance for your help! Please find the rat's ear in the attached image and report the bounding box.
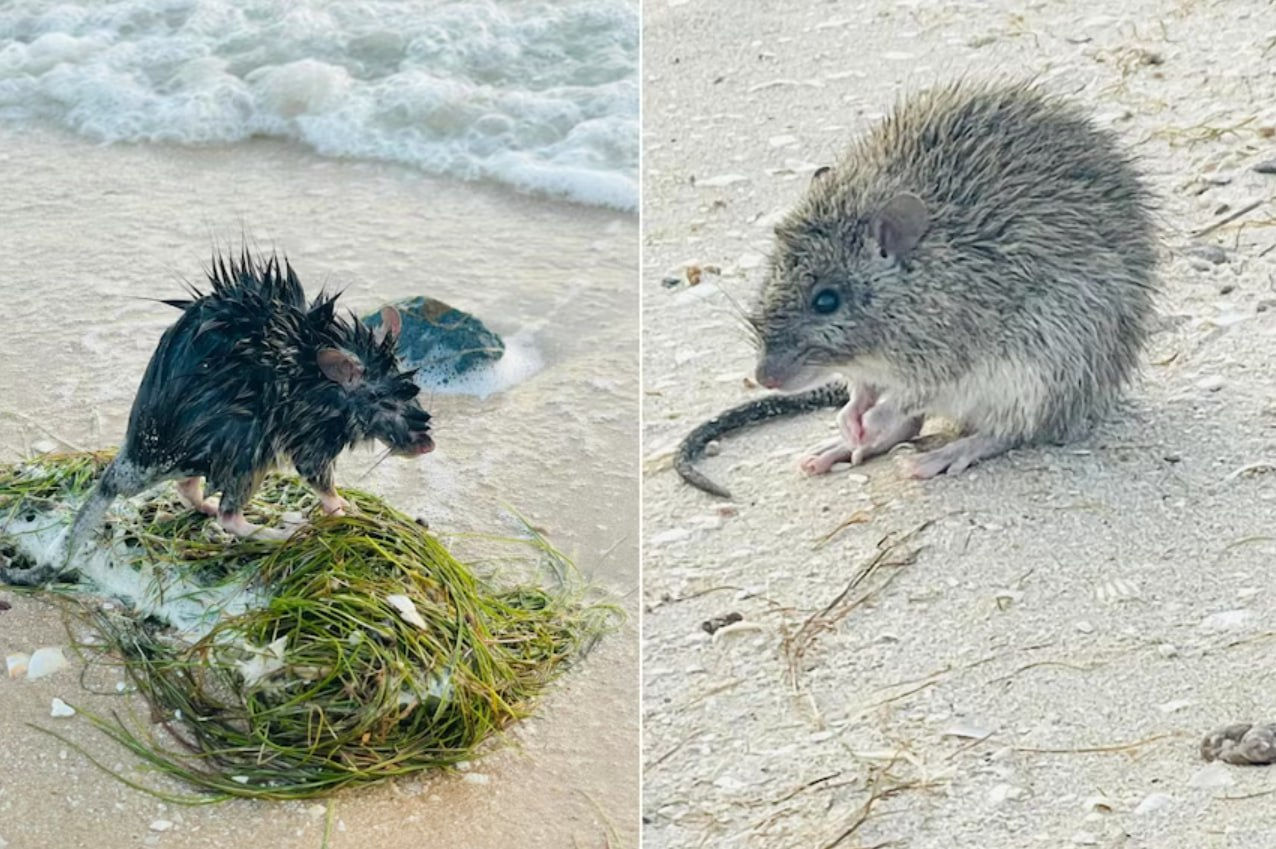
[810,165,833,185]
[870,192,929,260]
[317,348,365,388]
[373,305,402,346]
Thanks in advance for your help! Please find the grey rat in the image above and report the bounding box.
[677,80,1157,496]
[54,250,433,565]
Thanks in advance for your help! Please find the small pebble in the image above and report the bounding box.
[1187,243,1228,265]
[1196,376,1224,393]
[50,698,75,718]
[1188,762,1234,789]
[989,783,1025,804]
[149,820,174,833]
[649,528,693,546]
[697,173,748,188]
[31,439,56,454]
[1253,159,1276,175]
[1200,609,1251,632]
[1071,831,1098,846]
[1134,792,1174,815]
[1074,620,1095,634]
[703,440,721,457]
[462,773,491,785]
[1083,794,1115,813]
[1157,643,1179,658]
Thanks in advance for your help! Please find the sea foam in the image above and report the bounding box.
[0,0,638,209]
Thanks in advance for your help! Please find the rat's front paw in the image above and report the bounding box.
[799,437,855,476]
[834,384,880,448]
[852,405,923,465]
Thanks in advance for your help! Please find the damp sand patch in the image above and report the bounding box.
[0,451,618,800]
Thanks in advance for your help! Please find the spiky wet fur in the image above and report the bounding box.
[751,80,1158,448]
[65,249,431,558]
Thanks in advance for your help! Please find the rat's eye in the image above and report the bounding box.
[810,288,840,315]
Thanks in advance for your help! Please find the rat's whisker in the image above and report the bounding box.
[358,446,395,480]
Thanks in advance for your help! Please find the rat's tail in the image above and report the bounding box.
[674,379,850,499]
[66,457,134,558]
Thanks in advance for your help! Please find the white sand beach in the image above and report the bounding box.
[0,126,638,849]
[641,1,1276,846]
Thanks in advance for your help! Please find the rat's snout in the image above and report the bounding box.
[755,347,801,390]
[387,428,434,457]
[408,430,434,455]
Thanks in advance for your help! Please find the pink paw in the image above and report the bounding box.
[318,492,350,516]
[798,438,855,476]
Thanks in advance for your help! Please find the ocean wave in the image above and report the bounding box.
[0,0,638,210]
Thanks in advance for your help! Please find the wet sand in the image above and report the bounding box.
[0,126,638,848]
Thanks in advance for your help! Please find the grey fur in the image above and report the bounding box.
[746,80,1158,478]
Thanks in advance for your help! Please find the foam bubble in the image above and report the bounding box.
[1,500,263,638]
[415,329,543,399]
[0,0,638,210]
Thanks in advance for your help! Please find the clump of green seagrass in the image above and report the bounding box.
[0,451,618,800]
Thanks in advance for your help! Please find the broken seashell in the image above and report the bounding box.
[942,719,996,740]
[1094,577,1140,604]
[26,647,68,680]
[1134,792,1173,815]
[1188,762,1234,789]
[386,594,429,630]
[235,636,288,686]
[6,652,30,679]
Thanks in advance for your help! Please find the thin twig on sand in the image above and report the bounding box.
[1192,198,1264,238]
[784,522,931,690]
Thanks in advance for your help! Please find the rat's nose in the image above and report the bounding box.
[755,350,794,390]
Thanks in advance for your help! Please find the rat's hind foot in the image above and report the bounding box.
[799,438,855,476]
[176,477,219,516]
[907,434,1012,479]
[218,511,291,541]
[317,490,349,517]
